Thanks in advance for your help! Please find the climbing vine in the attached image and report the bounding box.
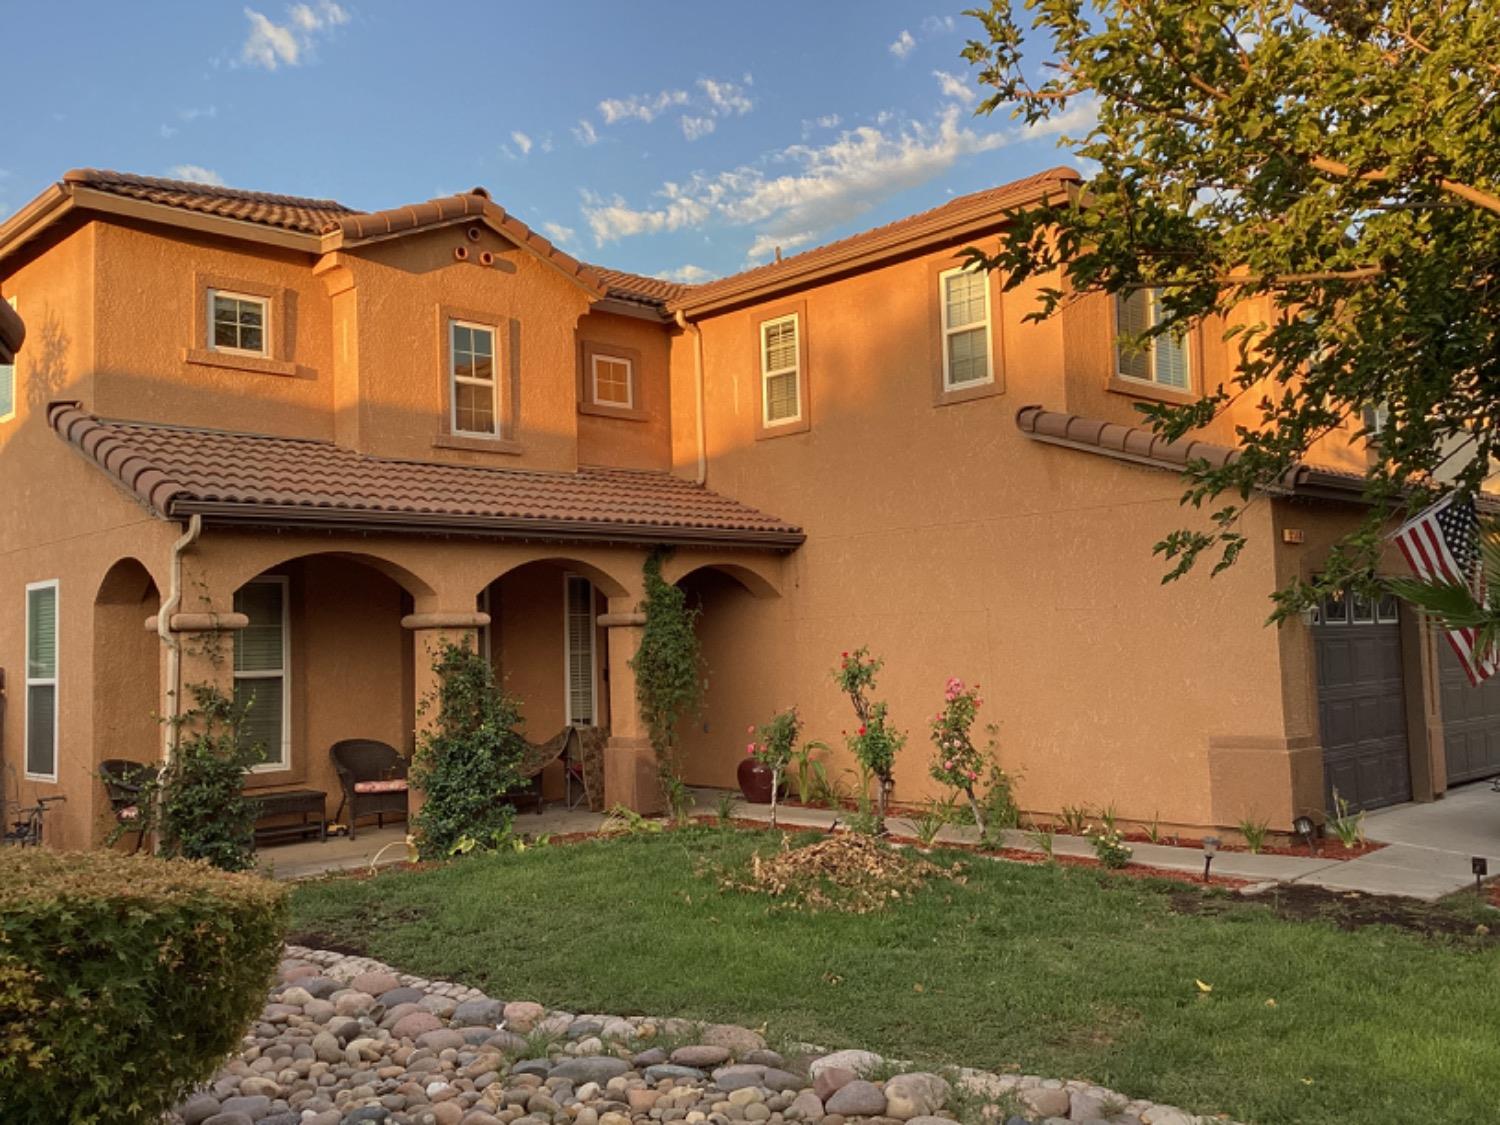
[630,549,702,815]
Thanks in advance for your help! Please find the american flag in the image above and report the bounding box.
[1392,495,1498,685]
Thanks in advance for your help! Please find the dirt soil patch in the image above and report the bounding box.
[1171,881,1498,945]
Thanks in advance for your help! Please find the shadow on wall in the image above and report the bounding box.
[24,312,67,414]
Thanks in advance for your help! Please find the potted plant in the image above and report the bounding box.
[740,707,801,824]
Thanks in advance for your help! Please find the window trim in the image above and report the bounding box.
[1111,288,1196,398]
[755,300,810,438]
[24,579,59,782]
[591,352,635,410]
[563,574,598,728]
[206,288,271,358]
[928,257,1004,406]
[436,305,520,453]
[577,340,648,421]
[448,318,501,438]
[1,295,16,424]
[938,266,995,392]
[185,273,295,377]
[236,576,292,774]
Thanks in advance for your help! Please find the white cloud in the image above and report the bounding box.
[889,30,916,58]
[655,263,715,284]
[583,101,1083,251]
[921,15,957,34]
[168,164,225,186]
[160,124,179,139]
[599,88,689,125]
[180,105,217,122]
[240,1,348,70]
[698,76,753,116]
[573,119,599,146]
[511,130,533,155]
[745,230,816,264]
[542,221,576,246]
[933,70,976,104]
[681,115,716,141]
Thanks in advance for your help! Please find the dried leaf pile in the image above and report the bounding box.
[712,833,965,913]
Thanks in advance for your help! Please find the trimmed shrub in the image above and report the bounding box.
[0,849,286,1125]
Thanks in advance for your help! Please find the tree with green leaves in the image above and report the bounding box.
[962,0,1500,620]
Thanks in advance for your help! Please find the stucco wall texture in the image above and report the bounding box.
[0,196,1405,849]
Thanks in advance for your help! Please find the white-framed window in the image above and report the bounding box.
[1313,583,1400,626]
[208,289,269,357]
[24,580,58,781]
[450,320,498,436]
[939,266,993,389]
[1115,288,1190,390]
[760,314,801,426]
[1,296,17,423]
[564,575,597,727]
[234,577,290,771]
[590,353,634,409]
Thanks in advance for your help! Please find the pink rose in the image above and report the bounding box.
[944,759,954,770]
[746,743,756,755]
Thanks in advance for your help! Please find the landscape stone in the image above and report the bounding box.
[179,1093,223,1125]
[644,1064,709,1083]
[379,986,428,1008]
[672,1044,733,1067]
[825,1081,887,1117]
[809,1051,882,1078]
[350,971,402,996]
[813,1068,856,1102]
[219,1095,272,1119]
[632,1047,669,1067]
[700,1024,767,1054]
[392,1011,446,1039]
[504,1000,546,1030]
[202,1114,256,1125]
[787,1091,824,1121]
[882,1073,950,1120]
[454,997,506,1026]
[512,1058,554,1077]
[1022,1089,1071,1118]
[550,1056,631,1083]
[761,1068,805,1093]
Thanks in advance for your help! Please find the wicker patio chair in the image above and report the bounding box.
[99,759,158,853]
[330,740,409,840]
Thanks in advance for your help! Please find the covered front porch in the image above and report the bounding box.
[52,402,802,848]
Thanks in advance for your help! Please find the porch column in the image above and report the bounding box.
[147,607,248,763]
[402,609,490,825]
[598,607,663,815]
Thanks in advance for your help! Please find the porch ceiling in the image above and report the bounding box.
[48,402,804,549]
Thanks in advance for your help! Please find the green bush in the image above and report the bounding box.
[0,849,285,1125]
[410,639,527,859]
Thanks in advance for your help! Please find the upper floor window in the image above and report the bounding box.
[939,267,993,389]
[1114,288,1190,391]
[209,290,269,357]
[591,353,635,410]
[25,580,58,781]
[761,313,801,426]
[450,320,498,436]
[1,296,15,423]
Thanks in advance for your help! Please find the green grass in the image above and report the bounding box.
[288,828,1500,1124]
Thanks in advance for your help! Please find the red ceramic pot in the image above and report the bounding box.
[737,757,776,804]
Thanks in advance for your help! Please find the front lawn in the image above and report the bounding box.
[289,828,1500,1124]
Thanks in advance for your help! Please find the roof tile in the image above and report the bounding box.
[49,403,802,548]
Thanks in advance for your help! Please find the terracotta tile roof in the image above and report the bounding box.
[591,267,697,308]
[49,402,803,548]
[672,166,1082,314]
[63,168,354,234]
[1014,405,1398,503]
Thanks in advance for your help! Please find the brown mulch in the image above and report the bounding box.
[708,832,966,913]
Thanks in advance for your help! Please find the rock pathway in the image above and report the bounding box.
[169,945,1229,1125]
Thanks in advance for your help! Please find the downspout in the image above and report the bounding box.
[674,310,707,485]
[158,513,203,764]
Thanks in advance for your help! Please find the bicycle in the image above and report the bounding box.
[1,794,66,847]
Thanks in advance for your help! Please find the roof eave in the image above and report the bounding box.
[169,499,806,550]
[670,177,1077,318]
[0,184,75,268]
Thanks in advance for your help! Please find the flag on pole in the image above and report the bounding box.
[1392,494,1498,685]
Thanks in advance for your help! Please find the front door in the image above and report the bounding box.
[1438,639,1500,785]
[1314,587,1412,813]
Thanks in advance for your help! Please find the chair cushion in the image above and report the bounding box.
[354,779,409,794]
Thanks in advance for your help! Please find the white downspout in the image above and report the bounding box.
[674,310,707,485]
[158,513,203,764]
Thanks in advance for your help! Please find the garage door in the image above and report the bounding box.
[1439,639,1500,785]
[1314,587,1412,813]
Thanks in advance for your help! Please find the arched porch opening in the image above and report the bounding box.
[91,558,162,844]
[674,564,784,791]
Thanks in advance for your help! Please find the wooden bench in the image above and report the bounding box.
[252,788,328,846]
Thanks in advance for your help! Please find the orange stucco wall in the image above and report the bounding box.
[0,195,1420,846]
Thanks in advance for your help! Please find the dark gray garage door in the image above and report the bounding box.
[1439,640,1500,785]
[1314,588,1412,813]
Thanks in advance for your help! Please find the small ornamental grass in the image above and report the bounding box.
[0,849,286,1125]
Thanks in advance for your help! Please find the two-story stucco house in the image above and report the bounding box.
[2,167,1495,850]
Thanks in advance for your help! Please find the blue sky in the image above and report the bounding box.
[2,1,1091,282]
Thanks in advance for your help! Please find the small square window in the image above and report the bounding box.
[590,354,634,409]
[208,291,269,356]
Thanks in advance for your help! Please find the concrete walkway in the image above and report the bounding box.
[257,783,1500,902]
